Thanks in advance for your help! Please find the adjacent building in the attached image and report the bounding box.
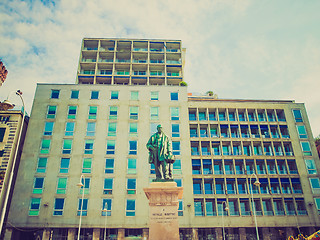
[0,60,8,87]
[5,38,320,240]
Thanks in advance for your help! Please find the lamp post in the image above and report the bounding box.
[76,175,85,240]
[221,201,229,240]
[249,173,261,240]
[102,202,108,240]
[0,90,25,237]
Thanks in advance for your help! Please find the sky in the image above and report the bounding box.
[0,0,319,137]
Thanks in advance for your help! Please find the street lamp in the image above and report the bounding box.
[249,173,261,240]
[102,202,108,240]
[221,201,229,240]
[0,90,25,237]
[76,175,85,240]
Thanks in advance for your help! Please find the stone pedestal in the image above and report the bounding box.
[144,181,183,240]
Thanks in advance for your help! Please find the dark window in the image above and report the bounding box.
[0,128,6,142]
[51,90,60,99]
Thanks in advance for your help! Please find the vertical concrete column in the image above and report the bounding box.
[68,228,76,240]
[262,227,271,240]
[93,229,100,240]
[192,228,198,240]
[42,229,51,240]
[239,228,246,240]
[216,228,222,240]
[4,228,12,240]
[117,228,125,240]
[142,228,149,240]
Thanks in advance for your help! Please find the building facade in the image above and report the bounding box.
[5,39,320,240]
[0,107,28,238]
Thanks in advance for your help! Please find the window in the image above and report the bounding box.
[40,139,51,154]
[172,141,180,155]
[171,92,178,101]
[91,91,99,99]
[173,159,182,175]
[178,200,183,216]
[51,90,60,99]
[129,122,138,137]
[82,158,92,173]
[193,179,203,194]
[0,128,5,142]
[205,199,216,216]
[297,125,307,139]
[127,158,137,174]
[67,106,77,119]
[151,91,159,100]
[102,199,112,216]
[129,106,139,120]
[56,178,67,194]
[105,158,114,174]
[150,107,159,120]
[103,178,113,194]
[88,106,97,119]
[106,140,115,154]
[43,122,54,136]
[170,107,179,120]
[33,177,44,194]
[293,109,303,122]
[129,141,137,155]
[53,198,65,216]
[80,178,90,194]
[111,91,119,100]
[86,122,96,136]
[301,142,312,156]
[65,122,75,136]
[314,198,320,214]
[29,198,41,216]
[127,179,136,194]
[71,90,79,99]
[175,178,182,187]
[305,159,317,174]
[84,140,94,154]
[194,199,204,216]
[172,124,180,137]
[310,178,320,194]
[108,122,117,137]
[77,199,88,216]
[60,158,70,173]
[47,105,57,119]
[36,157,47,173]
[109,106,118,120]
[131,91,139,100]
[62,139,72,154]
[126,199,135,216]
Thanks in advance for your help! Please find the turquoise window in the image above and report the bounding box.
[129,123,138,137]
[150,107,159,120]
[65,122,75,136]
[111,91,119,99]
[86,122,96,136]
[71,90,79,99]
[170,107,179,120]
[104,178,113,194]
[108,122,117,136]
[84,140,94,154]
[126,199,135,216]
[106,140,115,154]
[36,158,47,173]
[105,158,114,174]
[88,106,97,119]
[47,105,57,119]
[33,177,44,194]
[129,106,139,120]
[60,158,70,173]
[127,179,136,194]
[131,91,139,100]
[109,106,118,120]
[56,178,67,194]
[150,91,159,100]
[82,158,92,173]
[53,198,65,216]
[127,158,137,174]
[44,122,54,136]
[40,139,51,154]
[62,139,72,154]
[67,106,77,119]
[29,198,41,216]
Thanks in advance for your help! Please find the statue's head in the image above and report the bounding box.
[157,124,162,133]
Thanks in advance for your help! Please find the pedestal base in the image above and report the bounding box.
[144,181,183,240]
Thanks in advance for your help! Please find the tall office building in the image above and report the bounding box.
[5,39,320,240]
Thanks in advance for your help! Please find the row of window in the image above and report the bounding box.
[190,124,291,139]
[192,177,303,195]
[191,141,296,157]
[44,121,181,139]
[191,159,298,175]
[46,105,180,121]
[32,177,137,196]
[36,157,182,176]
[189,108,287,123]
[193,197,308,217]
[51,89,179,101]
[39,138,181,156]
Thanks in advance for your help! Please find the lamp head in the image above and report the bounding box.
[254,179,261,186]
[0,100,15,111]
[224,206,229,211]
[76,182,84,187]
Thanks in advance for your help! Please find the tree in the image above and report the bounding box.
[206,91,214,96]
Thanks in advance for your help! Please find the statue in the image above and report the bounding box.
[146,124,175,181]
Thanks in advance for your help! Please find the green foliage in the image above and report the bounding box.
[179,81,187,86]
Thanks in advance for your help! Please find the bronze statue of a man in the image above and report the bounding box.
[146,124,175,180]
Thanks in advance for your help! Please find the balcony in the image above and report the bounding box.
[166,48,180,52]
[116,59,130,63]
[84,47,98,51]
[150,59,164,64]
[275,210,285,216]
[241,210,251,216]
[133,48,148,52]
[150,48,164,52]
[166,60,181,64]
[116,71,130,76]
[82,58,96,62]
[167,72,180,77]
[264,211,274,216]
[99,58,113,63]
[286,210,296,215]
[150,71,164,76]
[133,59,147,63]
[298,210,307,215]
